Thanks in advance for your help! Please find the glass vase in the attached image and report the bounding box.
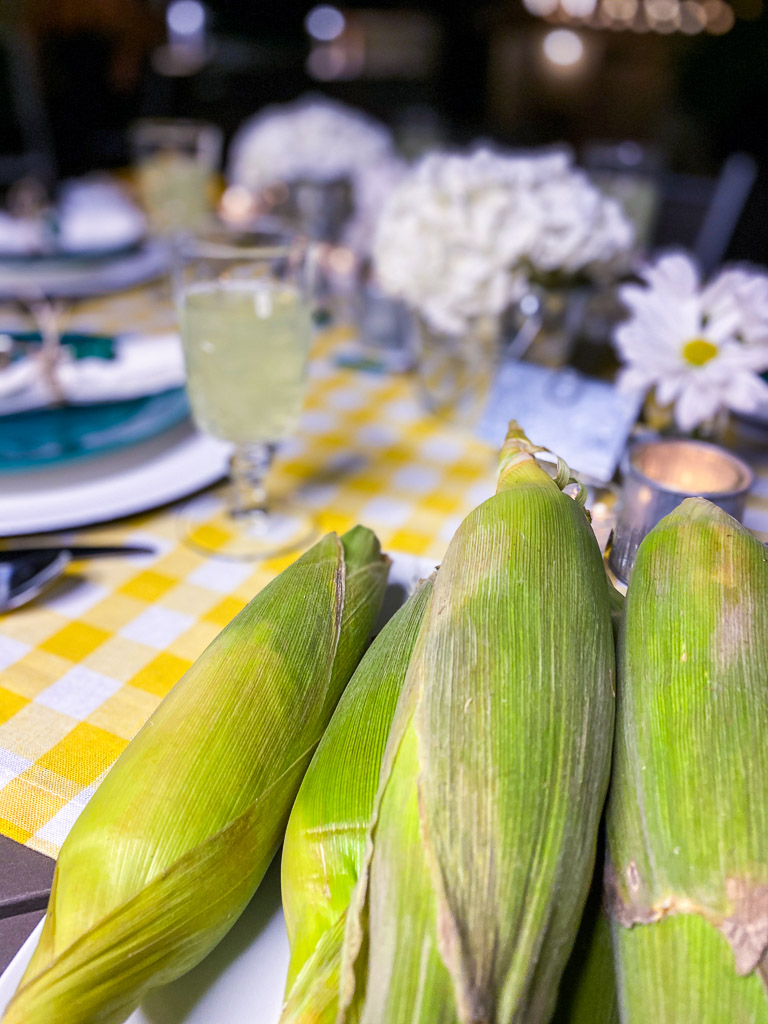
[287,177,354,244]
[512,285,589,368]
[415,314,500,425]
[642,389,735,447]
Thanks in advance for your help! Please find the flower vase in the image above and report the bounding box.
[415,314,500,425]
[281,177,355,316]
[642,389,735,447]
[356,283,416,371]
[287,177,354,244]
[514,285,589,368]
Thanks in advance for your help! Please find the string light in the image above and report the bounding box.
[525,0,738,33]
[680,0,708,30]
[645,0,681,29]
[705,0,736,29]
[603,0,639,22]
[629,6,652,28]
[561,0,598,17]
[524,0,561,16]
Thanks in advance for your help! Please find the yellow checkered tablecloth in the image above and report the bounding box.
[1,286,767,859]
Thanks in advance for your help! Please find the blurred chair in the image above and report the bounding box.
[582,140,663,252]
[652,152,757,275]
[0,27,56,187]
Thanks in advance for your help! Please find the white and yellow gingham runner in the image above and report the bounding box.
[0,286,766,858]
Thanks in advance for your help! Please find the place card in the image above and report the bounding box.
[477,362,644,484]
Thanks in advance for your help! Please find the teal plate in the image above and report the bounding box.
[0,388,190,472]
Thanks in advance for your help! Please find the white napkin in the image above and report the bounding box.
[56,180,146,254]
[0,213,44,255]
[0,332,186,415]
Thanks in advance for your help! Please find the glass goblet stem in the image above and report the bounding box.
[229,442,276,518]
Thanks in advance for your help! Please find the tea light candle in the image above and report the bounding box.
[607,438,754,585]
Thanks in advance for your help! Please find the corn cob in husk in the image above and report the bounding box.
[606,497,768,1023]
[549,589,624,1024]
[279,573,435,1024]
[2,527,389,1024]
[338,423,616,1024]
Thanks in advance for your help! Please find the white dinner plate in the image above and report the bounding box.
[0,421,231,536]
[0,239,171,301]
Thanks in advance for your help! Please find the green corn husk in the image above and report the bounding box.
[339,423,616,1024]
[2,527,389,1024]
[552,840,619,1024]
[279,573,435,1024]
[606,497,768,1023]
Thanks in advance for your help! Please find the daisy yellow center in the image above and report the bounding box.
[682,337,718,366]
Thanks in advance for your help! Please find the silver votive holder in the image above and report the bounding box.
[607,438,754,585]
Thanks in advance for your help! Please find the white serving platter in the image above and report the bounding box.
[0,552,437,1022]
[0,861,290,1024]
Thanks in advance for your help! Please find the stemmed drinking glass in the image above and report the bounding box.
[174,231,318,558]
[131,119,223,237]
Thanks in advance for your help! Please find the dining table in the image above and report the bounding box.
[0,277,767,985]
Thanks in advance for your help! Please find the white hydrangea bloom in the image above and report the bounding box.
[342,157,408,257]
[227,96,405,254]
[526,167,635,275]
[614,252,768,431]
[372,147,634,334]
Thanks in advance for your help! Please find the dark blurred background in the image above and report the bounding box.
[3,0,768,263]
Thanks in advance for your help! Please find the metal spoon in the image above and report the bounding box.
[0,545,155,612]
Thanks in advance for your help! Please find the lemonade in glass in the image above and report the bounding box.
[175,232,316,557]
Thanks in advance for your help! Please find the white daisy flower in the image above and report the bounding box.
[614,253,768,432]
[703,266,768,347]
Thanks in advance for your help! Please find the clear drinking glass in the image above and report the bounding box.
[131,119,223,235]
[174,231,317,558]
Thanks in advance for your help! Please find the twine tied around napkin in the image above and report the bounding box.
[0,332,186,415]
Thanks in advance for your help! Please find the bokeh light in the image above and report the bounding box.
[523,0,561,16]
[561,0,599,18]
[604,0,640,22]
[166,0,205,37]
[521,0,736,34]
[543,28,585,66]
[305,6,346,42]
[679,0,708,31]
